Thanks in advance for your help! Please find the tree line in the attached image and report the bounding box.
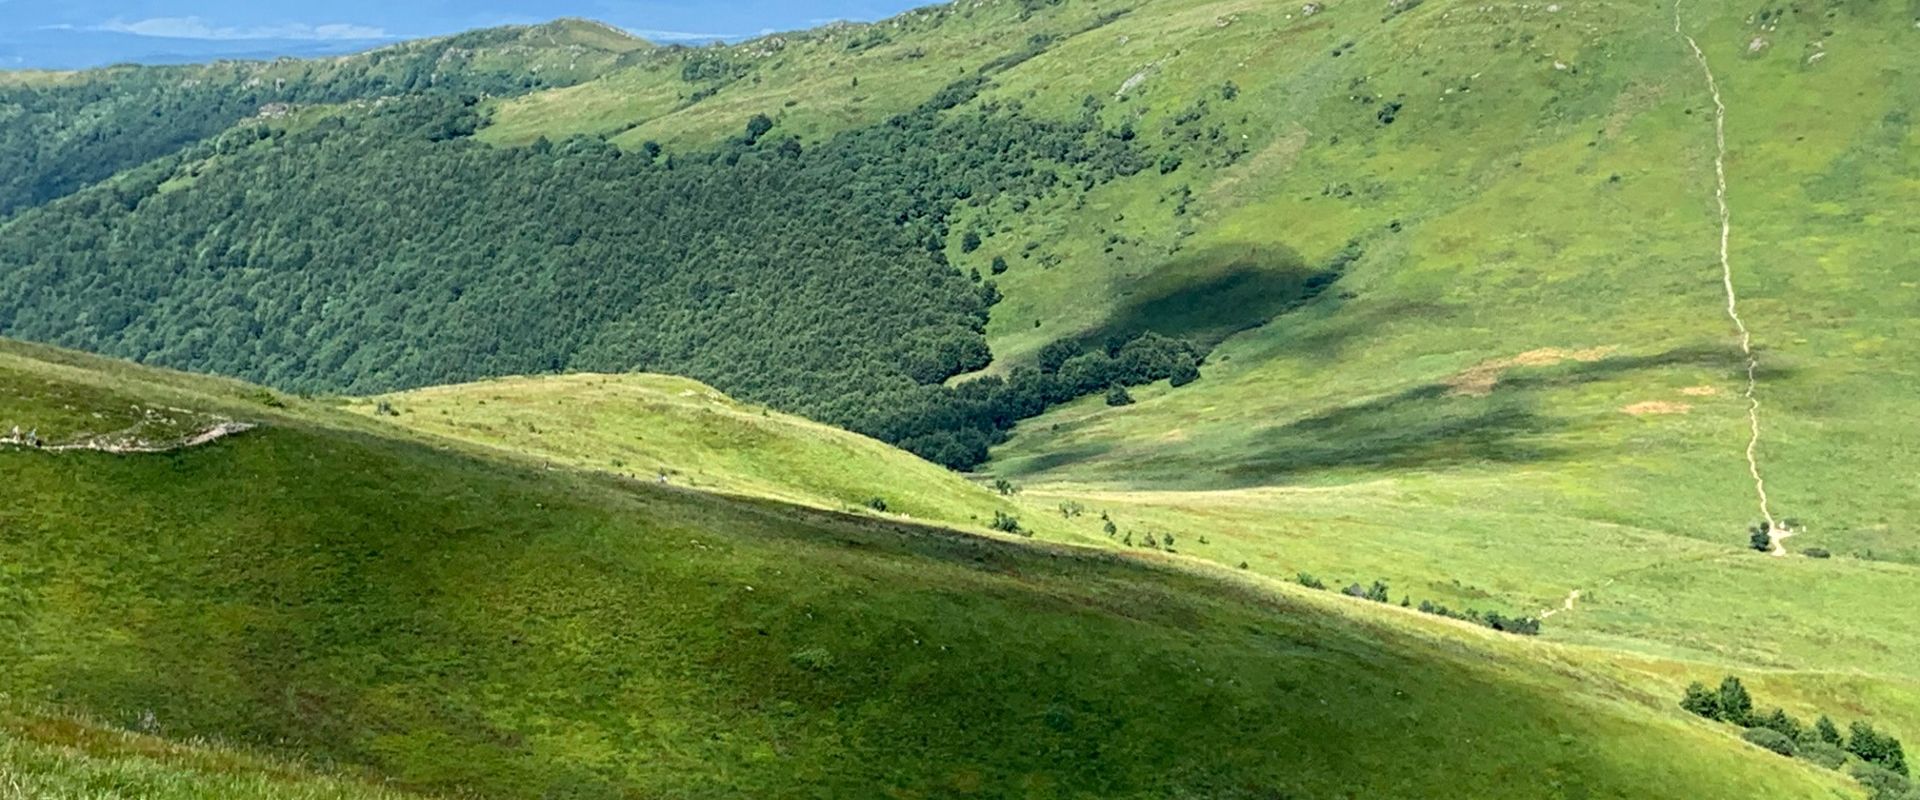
[1682,676,1911,798]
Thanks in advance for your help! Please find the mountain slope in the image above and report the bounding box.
[0,19,647,217]
[0,338,1863,798]
[952,0,1920,747]
[350,372,1052,536]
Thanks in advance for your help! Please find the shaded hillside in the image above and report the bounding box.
[0,338,1861,798]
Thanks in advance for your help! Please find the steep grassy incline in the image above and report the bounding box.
[349,373,1057,537]
[964,0,1920,734]
[0,338,1861,798]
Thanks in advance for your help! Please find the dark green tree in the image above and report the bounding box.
[1757,707,1804,742]
[1716,676,1754,726]
[1850,721,1909,776]
[1816,715,1844,746]
[744,113,774,143]
[1105,384,1135,406]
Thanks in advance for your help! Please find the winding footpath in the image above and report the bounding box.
[1549,9,1794,623]
[1674,1,1789,555]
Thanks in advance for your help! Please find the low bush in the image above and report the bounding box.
[1797,741,1848,770]
[1741,727,1797,757]
[1850,763,1913,800]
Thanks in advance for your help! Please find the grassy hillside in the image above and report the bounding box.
[1,702,419,800]
[459,0,1920,755]
[0,338,1871,798]
[349,373,1060,537]
[951,0,1920,748]
[446,0,1920,730]
[0,0,1915,793]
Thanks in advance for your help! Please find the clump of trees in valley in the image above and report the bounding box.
[1682,676,1911,798]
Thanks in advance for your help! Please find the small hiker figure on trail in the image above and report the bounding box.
[25,428,41,448]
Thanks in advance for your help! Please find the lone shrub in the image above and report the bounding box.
[1296,573,1326,590]
[990,510,1025,535]
[1742,727,1798,757]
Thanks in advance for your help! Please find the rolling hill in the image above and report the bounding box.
[1,0,1917,796]
[0,336,1868,799]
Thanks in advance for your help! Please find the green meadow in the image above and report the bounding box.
[1,0,1915,796]
[0,339,1866,798]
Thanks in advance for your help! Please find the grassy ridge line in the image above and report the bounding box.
[0,337,1860,798]
[479,0,1149,149]
[350,373,1076,540]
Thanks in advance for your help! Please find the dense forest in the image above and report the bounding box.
[0,72,1248,467]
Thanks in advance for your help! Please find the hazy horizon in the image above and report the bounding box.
[0,0,928,69]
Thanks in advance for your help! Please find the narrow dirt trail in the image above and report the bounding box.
[1673,1,1787,554]
[1539,589,1580,620]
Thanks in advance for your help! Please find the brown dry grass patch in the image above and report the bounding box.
[1446,347,1617,397]
[1621,401,1691,416]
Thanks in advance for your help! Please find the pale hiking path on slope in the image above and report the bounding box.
[1674,1,1790,555]
[1548,9,1792,622]
[1539,589,1580,620]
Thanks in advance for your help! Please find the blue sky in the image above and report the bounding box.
[0,0,930,69]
